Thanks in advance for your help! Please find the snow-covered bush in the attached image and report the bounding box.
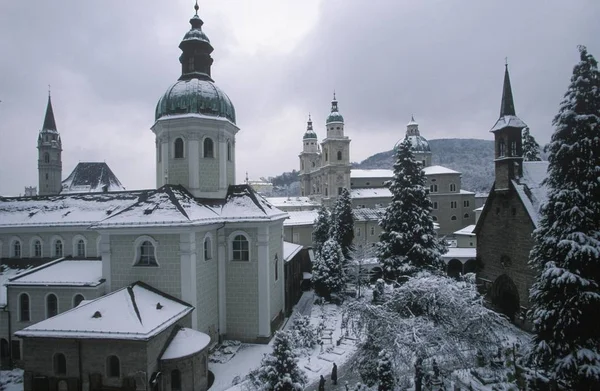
[372,278,385,303]
[251,330,307,391]
[291,313,317,350]
[311,238,346,299]
[377,349,395,391]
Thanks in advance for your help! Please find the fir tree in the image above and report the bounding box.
[255,330,307,391]
[313,205,331,255]
[528,46,600,389]
[311,238,346,298]
[522,127,542,161]
[376,136,446,279]
[377,349,395,391]
[330,188,355,259]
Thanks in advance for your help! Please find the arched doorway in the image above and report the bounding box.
[491,274,520,321]
[447,259,463,279]
[463,259,477,274]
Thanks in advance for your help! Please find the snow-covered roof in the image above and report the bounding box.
[350,169,393,179]
[283,242,303,262]
[264,197,319,208]
[284,210,319,226]
[61,162,126,194]
[512,161,549,228]
[354,208,386,222]
[459,189,475,195]
[161,327,211,360]
[0,266,24,307]
[7,259,103,287]
[490,115,527,132]
[0,185,287,229]
[454,225,476,236]
[422,165,460,175]
[442,247,476,260]
[474,206,484,212]
[16,282,193,340]
[350,188,391,199]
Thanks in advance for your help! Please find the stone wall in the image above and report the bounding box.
[161,347,208,391]
[109,234,182,299]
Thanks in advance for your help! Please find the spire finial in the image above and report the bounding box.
[194,0,199,16]
[48,84,51,97]
[308,113,312,122]
[505,56,508,67]
[500,61,516,117]
[333,90,336,101]
[411,114,415,122]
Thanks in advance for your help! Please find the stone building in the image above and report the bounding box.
[0,6,288,390]
[474,64,548,322]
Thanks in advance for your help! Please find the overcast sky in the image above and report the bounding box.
[0,1,598,196]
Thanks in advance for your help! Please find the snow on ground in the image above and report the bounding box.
[0,369,23,391]
[209,293,357,391]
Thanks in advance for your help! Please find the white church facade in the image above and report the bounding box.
[0,7,286,391]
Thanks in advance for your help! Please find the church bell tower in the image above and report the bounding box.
[38,93,63,196]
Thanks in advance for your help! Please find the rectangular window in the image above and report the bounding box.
[370,226,375,236]
[451,201,457,209]
[464,200,470,208]
[433,202,438,210]
[356,228,361,237]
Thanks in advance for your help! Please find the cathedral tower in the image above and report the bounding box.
[152,4,238,198]
[490,64,526,191]
[299,115,321,196]
[37,93,62,196]
[320,94,351,203]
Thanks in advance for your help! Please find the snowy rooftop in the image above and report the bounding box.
[350,188,391,199]
[422,165,460,175]
[283,242,303,263]
[454,225,476,236]
[161,327,211,360]
[283,210,319,226]
[512,161,549,228]
[351,169,393,179]
[61,162,126,194]
[264,197,319,208]
[354,208,386,222]
[7,259,103,287]
[0,266,24,307]
[442,247,477,260]
[490,115,527,132]
[0,185,287,229]
[474,206,484,211]
[16,282,193,340]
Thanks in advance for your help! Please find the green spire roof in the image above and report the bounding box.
[303,114,317,139]
[326,93,344,124]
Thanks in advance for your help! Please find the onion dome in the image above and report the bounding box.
[395,116,431,152]
[155,4,236,123]
[303,114,318,139]
[326,93,344,124]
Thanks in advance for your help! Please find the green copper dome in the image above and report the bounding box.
[303,115,317,139]
[155,78,236,123]
[326,95,344,124]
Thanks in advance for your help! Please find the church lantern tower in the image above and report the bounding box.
[490,64,527,191]
[38,93,62,196]
[403,116,432,167]
[320,93,351,203]
[152,3,238,198]
[299,115,321,196]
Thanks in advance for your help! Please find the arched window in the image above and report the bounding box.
[274,254,279,281]
[157,140,162,162]
[53,353,67,375]
[337,151,342,161]
[204,138,214,158]
[106,355,120,378]
[464,213,470,219]
[73,294,85,308]
[432,216,438,221]
[174,138,184,159]
[33,240,42,257]
[44,153,50,163]
[325,151,328,161]
[136,240,157,266]
[54,239,63,257]
[46,294,58,318]
[171,369,181,391]
[231,234,249,261]
[12,240,21,258]
[227,141,232,161]
[77,239,86,258]
[311,161,315,168]
[19,293,30,321]
[204,236,212,261]
[451,215,457,221]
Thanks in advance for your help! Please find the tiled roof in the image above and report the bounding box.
[61,162,126,194]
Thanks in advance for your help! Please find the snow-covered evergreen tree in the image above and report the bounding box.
[522,127,542,161]
[330,188,355,259]
[528,45,600,389]
[376,136,446,279]
[291,313,317,350]
[312,205,331,255]
[311,238,346,298]
[254,330,307,391]
[377,349,395,391]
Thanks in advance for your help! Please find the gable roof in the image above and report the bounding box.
[16,281,192,340]
[62,162,126,194]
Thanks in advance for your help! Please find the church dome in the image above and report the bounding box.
[407,135,431,152]
[155,78,236,123]
[303,115,317,139]
[326,95,344,124]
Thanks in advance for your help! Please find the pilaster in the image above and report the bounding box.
[180,232,198,329]
[100,234,111,291]
[188,138,200,191]
[217,231,227,336]
[257,225,271,338]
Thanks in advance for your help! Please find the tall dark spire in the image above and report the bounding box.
[178,2,214,81]
[500,63,516,117]
[42,93,57,131]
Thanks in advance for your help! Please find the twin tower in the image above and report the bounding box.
[298,95,351,204]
